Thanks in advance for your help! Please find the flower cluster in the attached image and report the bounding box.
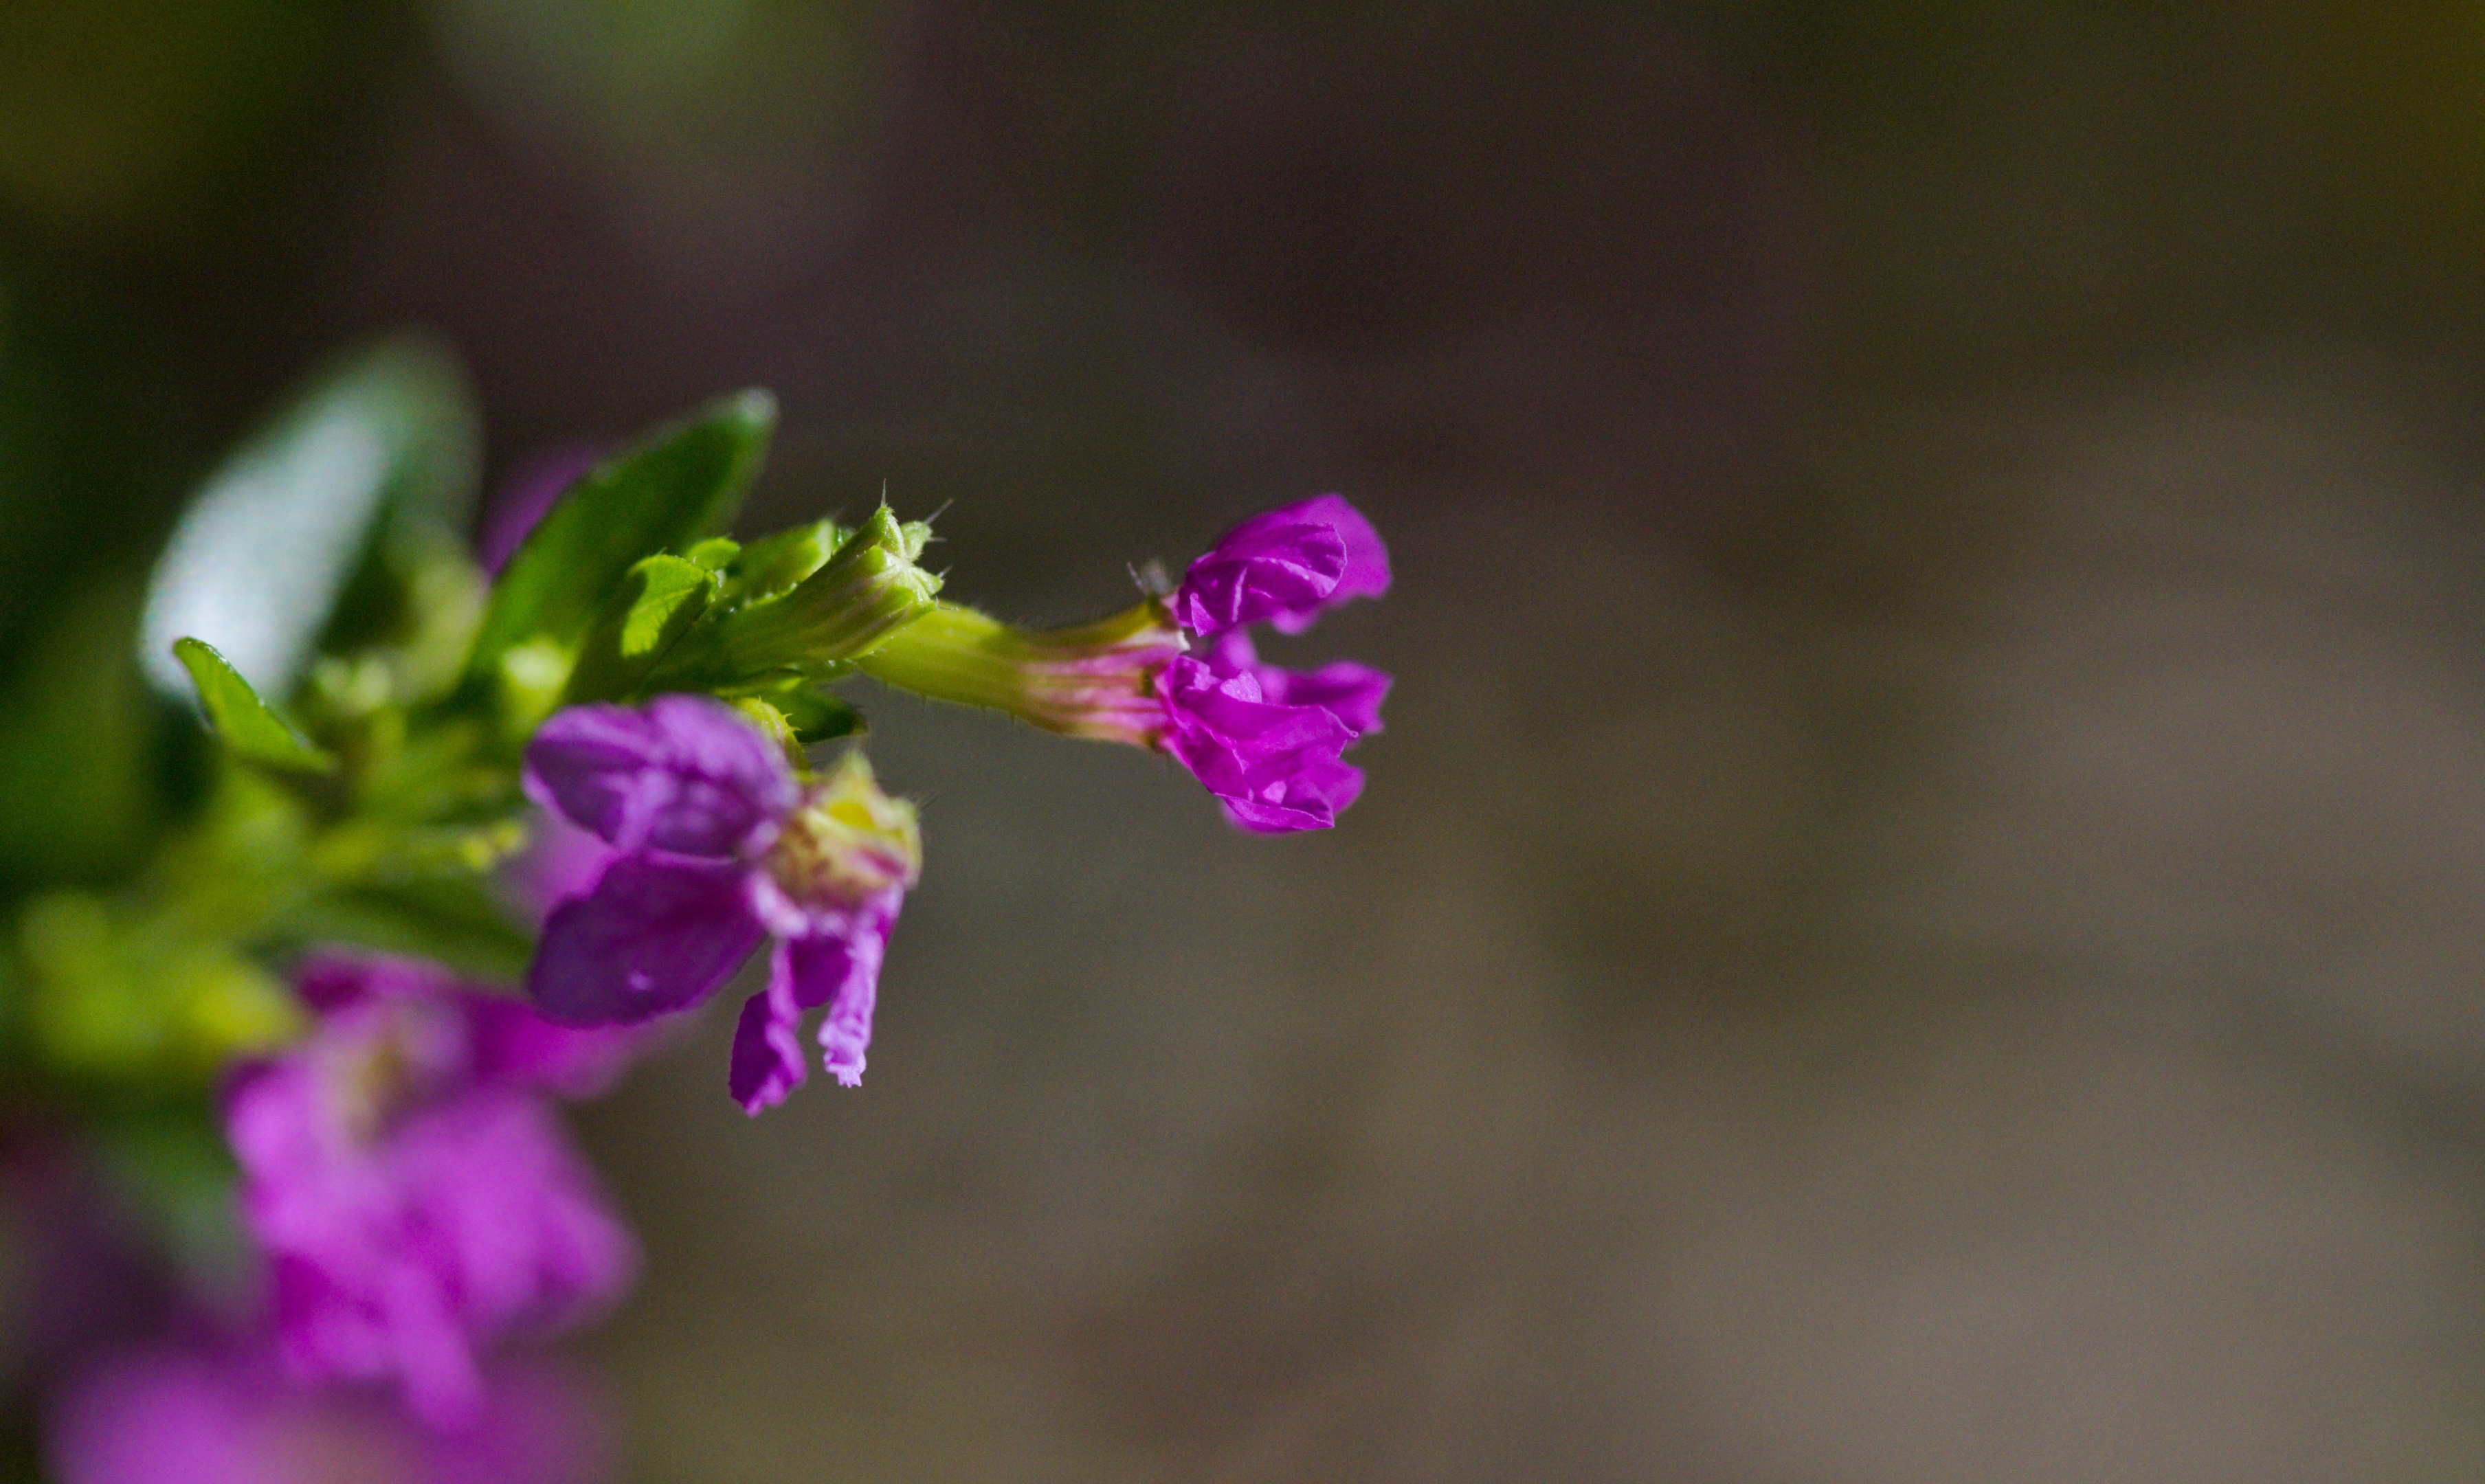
[14,949,640,1484]
[7,341,1398,1481]
[494,495,1392,1114]
[226,954,640,1426]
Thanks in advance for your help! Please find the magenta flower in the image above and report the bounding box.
[224,955,639,1428]
[49,1341,611,1484]
[858,494,1393,833]
[1157,495,1394,832]
[521,696,921,1112]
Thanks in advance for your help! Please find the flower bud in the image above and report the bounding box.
[856,600,1186,746]
[653,508,940,690]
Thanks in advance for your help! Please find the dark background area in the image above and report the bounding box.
[9,3,2485,1479]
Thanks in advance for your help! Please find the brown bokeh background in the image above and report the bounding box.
[10,3,2485,1479]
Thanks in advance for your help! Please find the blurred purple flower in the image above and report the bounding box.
[501,814,616,928]
[49,1341,610,1484]
[1157,495,1392,833]
[225,956,639,1427]
[521,697,920,1112]
[476,445,603,576]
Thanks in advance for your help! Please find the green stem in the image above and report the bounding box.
[858,601,1183,745]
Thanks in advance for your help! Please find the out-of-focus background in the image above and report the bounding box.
[8,2,2485,1479]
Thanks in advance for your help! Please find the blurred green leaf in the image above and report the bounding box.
[563,553,717,704]
[16,891,148,1072]
[171,637,335,775]
[16,890,298,1080]
[138,335,480,704]
[0,577,161,884]
[465,389,775,687]
[684,537,741,570]
[282,876,535,984]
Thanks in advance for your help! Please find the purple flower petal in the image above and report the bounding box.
[505,813,617,923]
[1170,495,1392,638]
[728,943,812,1115]
[727,907,895,1111]
[1157,655,1364,833]
[1196,631,1391,739]
[289,952,646,1099]
[227,968,640,1431]
[1170,519,1346,638]
[387,1092,637,1332]
[1253,660,1391,737]
[523,696,799,859]
[1257,494,1390,633]
[467,995,651,1099]
[1217,751,1364,832]
[803,904,893,1089]
[49,1342,613,1484]
[528,854,766,1025]
[291,952,456,1014]
[245,1088,636,1430]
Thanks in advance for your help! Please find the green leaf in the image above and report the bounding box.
[562,554,716,705]
[171,638,336,774]
[683,537,741,571]
[775,686,864,743]
[465,389,774,685]
[139,335,480,703]
[717,518,837,607]
[282,877,536,984]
